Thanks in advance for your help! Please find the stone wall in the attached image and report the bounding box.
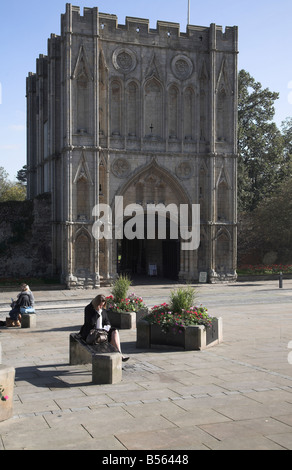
[0,194,53,280]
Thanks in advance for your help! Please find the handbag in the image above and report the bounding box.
[86,328,108,345]
[20,306,35,314]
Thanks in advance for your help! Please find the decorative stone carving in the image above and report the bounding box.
[112,158,131,178]
[113,48,137,73]
[171,55,193,80]
[175,161,194,180]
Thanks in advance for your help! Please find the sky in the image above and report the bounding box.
[1,0,292,180]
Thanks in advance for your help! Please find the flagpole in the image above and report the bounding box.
[187,0,190,25]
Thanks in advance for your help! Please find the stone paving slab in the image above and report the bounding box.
[0,280,292,450]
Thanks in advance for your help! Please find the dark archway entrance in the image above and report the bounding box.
[117,216,180,280]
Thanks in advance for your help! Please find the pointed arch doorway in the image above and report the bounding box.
[114,160,192,281]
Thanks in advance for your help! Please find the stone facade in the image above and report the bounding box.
[26,4,238,288]
[0,195,53,279]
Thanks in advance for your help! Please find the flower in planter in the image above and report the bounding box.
[0,386,8,402]
[106,293,146,313]
[106,274,145,312]
[144,305,213,334]
[143,286,214,334]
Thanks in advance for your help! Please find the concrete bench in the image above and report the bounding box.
[69,333,122,384]
[21,313,37,329]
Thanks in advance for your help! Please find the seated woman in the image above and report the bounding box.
[79,294,129,362]
[9,283,35,327]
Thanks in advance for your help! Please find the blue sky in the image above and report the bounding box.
[1,0,292,180]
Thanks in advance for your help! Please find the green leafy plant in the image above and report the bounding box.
[170,286,197,314]
[111,274,132,303]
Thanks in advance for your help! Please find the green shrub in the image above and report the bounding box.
[111,274,132,303]
[170,286,197,314]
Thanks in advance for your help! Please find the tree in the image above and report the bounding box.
[280,117,292,179]
[253,176,292,262]
[0,167,10,200]
[16,165,27,185]
[0,166,26,202]
[238,70,285,212]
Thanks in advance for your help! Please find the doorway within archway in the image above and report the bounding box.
[117,216,180,280]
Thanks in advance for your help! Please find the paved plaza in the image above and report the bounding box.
[0,279,292,450]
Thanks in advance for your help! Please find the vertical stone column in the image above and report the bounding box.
[62,4,74,287]
[93,7,101,287]
[209,24,217,278]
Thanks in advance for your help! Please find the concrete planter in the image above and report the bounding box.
[107,310,136,330]
[0,365,15,422]
[137,317,223,351]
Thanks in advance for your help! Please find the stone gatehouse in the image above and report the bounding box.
[26,3,238,288]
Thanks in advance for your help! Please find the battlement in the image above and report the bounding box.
[60,3,237,50]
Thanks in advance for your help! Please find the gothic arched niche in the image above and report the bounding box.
[184,87,195,141]
[73,46,93,134]
[126,81,139,137]
[216,166,231,222]
[99,50,108,137]
[77,177,89,220]
[216,58,232,142]
[144,77,163,138]
[168,85,179,139]
[110,79,122,136]
[215,229,232,272]
[74,232,91,274]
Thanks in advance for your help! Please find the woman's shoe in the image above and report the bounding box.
[122,356,130,362]
[6,317,15,327]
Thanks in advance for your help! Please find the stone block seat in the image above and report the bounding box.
[21,313,37,329]
[69,333,122,384]
[5,311,37,329]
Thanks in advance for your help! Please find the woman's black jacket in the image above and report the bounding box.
[79,302,111,341]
